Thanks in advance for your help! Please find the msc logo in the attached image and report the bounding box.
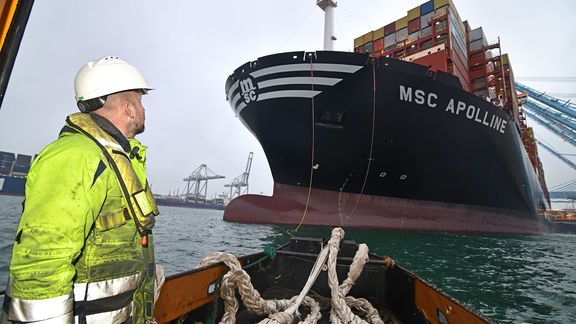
[239,76,258,104]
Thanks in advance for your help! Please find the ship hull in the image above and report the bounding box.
[224,51,550,233]
[225,184,548,234]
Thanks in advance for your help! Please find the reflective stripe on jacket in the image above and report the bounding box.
[2,113,158,323]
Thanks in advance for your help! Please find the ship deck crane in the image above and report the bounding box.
[182,164,224,201]
[225,152,253,198]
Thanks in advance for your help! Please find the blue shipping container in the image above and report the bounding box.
[0,175,26,195]
[420,0,434,15]
[12,164,30,174]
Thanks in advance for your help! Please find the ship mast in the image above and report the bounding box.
[316,0,337,50]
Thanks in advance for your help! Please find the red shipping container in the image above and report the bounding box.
[373,38,384,52]
[413,50,448,73]
[469,65,486,80]
[384,22,396,35]
[408,18,420,34]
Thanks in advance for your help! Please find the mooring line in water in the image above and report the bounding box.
[291,54,317,236]
[350,61,377,219]
[338,176,350,226]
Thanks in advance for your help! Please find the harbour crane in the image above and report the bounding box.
[516,83,576,120]
[517,82,576,201]
[182,164,225,201]
[225,152,253,198]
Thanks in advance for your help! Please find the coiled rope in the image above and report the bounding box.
[196,227,390,323]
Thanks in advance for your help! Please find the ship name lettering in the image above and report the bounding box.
[240,78,258,103]
[445,99,507,134]
[399,85,437,108]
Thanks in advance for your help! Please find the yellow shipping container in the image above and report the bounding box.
[362,31,374,44]
[434,0,451,9]
[373,27,385,40]
[502,53,510,66]
[408,6,420,21]
[354,36,365,48]
[395,16,408,29]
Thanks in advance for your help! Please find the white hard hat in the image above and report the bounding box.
[74,55,152,112]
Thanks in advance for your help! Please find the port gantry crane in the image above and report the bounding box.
[182,164,225,202]
[225,152,253,199]
[516,82,576,201]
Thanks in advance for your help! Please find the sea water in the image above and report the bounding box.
[1,195,575,323]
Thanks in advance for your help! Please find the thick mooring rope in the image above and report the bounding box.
[196,228,389,324]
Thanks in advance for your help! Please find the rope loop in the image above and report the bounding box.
[196,227,390,324]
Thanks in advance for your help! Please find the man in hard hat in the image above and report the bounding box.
[2,56,162,323]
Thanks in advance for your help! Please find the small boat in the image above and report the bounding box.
[154,228,489,323]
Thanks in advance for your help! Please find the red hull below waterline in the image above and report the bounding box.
[223,184,550,234]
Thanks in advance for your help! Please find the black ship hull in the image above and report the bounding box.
[224,51,550,233]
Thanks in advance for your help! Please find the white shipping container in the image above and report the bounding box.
[469,38,484,52]
[384,33,396,47]
[469,27,485,42]
[420,12,434,28]
[396,28,408,41]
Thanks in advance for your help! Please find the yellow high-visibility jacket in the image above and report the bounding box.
[2,113,159,323]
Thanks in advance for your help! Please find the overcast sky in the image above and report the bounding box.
[1,0,575,201]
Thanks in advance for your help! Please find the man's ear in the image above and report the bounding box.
[126,102,135,118]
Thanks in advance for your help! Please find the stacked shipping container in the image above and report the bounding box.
[0,151,33,196]
[354,0,470,91]
[0,151,14,175]
[12,153,32,175]
[353,0,547,197]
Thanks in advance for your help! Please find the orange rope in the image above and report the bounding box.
[349,60,377,218]
[290,54,317,236]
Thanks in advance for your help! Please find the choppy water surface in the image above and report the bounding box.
[1,195,575,323]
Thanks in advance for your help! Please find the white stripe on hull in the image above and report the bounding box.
[237,90,321,115]
[259,77,341,88]
[259,90,320,100]
[227,63,362,100]
[251,63,362,78]
[228,62,364,114]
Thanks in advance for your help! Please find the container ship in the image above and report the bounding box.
[154,194,227,210]
[223,0,552,234]
[0,151,32,196]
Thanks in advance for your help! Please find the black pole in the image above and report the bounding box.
[0,0,35,110]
